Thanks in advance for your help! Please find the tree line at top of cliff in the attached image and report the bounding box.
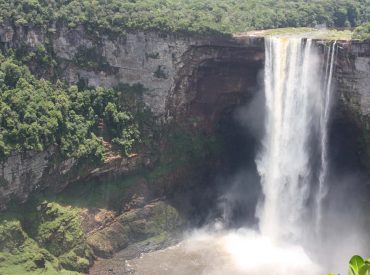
[353,22,370,40]
[0,0,368,35]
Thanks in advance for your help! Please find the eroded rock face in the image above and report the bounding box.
[0,23,264,210]
[0,23,264,118]
[336,42,370,118]
[168,44,264,130]
[0,149,54,208]
[0,148,153,210]
[335,41,370,166]
[0,148,76,210]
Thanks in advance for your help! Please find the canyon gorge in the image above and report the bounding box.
[0,22,369,275]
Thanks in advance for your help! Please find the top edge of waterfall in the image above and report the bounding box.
[233,27,355,42]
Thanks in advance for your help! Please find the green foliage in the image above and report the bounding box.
[353,22,370,40]
[328,255,370,275]
[0,55,142,161]
[350,255,365,274]
[14,43,57,70]
[0,0,368,35]
[0,219,79,274]
[31,202,92,272]
[59,251,89,272]
[103,102,140,155]
[349,255,370,275]
[35,202,85,256]
[0,200,94,273]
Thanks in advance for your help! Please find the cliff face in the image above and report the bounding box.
[335,41,370,166]
[336,42,370,119]
[0,22,368,210]
[0,24,263,117]
[0,147,151,210]
[0,24,264,210]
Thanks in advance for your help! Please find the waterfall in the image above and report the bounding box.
[316,41,337,232]
[256,37,336,242]
[125,36,344,275]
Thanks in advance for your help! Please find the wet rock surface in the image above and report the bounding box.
[335,41,370,166]
[89,234,181,275]
[87,200,183,258]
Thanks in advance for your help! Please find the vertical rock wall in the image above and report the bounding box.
[0,23,265,210]
[336,41,370,166]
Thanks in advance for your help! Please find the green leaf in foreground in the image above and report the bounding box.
[359,264,370,275]
[350,255,365,274]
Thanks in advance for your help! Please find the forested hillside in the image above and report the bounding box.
[0,0,369,35]
[0,55,144,161]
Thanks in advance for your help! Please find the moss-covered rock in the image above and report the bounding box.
[32,202,93,272]
[0,220,78,275]
[0,220,27,252]
[0,201,93,274]
[59,250,90,273]
[87,200,183,258]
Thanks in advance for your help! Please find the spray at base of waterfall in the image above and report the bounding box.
[126,228,321,275]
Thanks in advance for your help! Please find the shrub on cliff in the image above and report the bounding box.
[353,22,370,40]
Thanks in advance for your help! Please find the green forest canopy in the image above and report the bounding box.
[0,55,142,161]
[0,0,369,34]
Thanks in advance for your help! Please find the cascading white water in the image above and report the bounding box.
[123,36,343,275]
[256,36,336,242]
[316,41,337,232]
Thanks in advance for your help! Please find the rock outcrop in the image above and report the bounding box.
[336,41,370,120]
[86,200,183,258]
[0,146,152,210]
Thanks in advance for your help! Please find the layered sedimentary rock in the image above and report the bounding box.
[335,41,370,166]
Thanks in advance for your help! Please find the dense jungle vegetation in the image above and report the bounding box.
[0,55,144,161]
[0,0,369,35]
[354,22,370,39]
